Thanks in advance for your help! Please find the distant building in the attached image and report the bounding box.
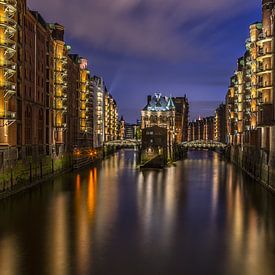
[125,124,136,140]
[92,76,105,147]
[141,93,175,148]
[119,116,125,140]
[136,119,142,127]
[203,117,215,141]
[92,76,118,147]
[67,54,93,151]
[173,96,189,143]
[104,93,118,142]
[135,119,142,140]
[188,116,214,142]
[118,118,141,141]
[214,104,227,144]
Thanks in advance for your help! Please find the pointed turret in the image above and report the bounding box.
[167,96,175,110]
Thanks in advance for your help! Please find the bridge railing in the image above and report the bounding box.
[104,139,141,146]
[182,140,226,148]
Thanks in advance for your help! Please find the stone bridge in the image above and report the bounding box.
[104,139,141,148]
[182,140,226,149]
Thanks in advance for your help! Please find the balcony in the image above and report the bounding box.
[0,0,17,8]
[246,69,252,77]
[54,123,67,132]
[2,63,16,79]
[0,16,17,32]
[257,66,272,75]
[258,48,272,55]
[54,81,68,88]
[86,102,93,108]
[0,110,16,127]
[54,93,67,99]
[245,38,252,49]
[0,39,16,58]
[0,110,16,120]
[245,82,251,89]
[53,104,67,112]
[55,69,67,77]
[257,82,272,91]
[258,48,264,55]
[258,103,274,126]
[257,34,272,45]
[1,81,16,98]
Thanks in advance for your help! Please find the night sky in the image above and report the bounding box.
[29,0,260,123]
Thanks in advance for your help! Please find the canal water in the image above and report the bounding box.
[0,150,275,275]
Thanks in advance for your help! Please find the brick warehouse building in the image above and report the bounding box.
[173,96,189,143]
[226,0,275,151]
[0,0,119,167]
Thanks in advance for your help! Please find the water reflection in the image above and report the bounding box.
[137,167,180,251]
[0,150,275,275]
[47,193,69,275]
[0,235,19,275]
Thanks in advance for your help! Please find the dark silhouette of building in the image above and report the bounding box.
[173,96,189,143]
[215,104,227,144]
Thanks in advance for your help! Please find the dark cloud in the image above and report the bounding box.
[28,0,260,122]
[29,0,257,59]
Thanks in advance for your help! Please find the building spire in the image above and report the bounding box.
[167,96,175,110]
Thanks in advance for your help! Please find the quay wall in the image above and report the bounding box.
[0,147,105,200]
[227,145,275,193]
[0,144,132,200]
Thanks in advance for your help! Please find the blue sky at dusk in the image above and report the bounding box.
[29,0,260,122]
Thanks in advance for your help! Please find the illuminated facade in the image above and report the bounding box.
[141,93,176,147]
[0,0,120,163]
[226,76,237,145]
[92,76,118,147]
[125,124,137,140]
[49,23,68,155]
[0,4,55,157]
[119,116,125,140]
[20,11,54,157]
[226,0,275,150]
[226,52,256,145]
[203,117,214,141]
[0,0,21,146]
[104,93,118,142]
[78,58,93,147]
[188,117,214,142]
[67,54,80,151]
[92,76,105,147]
[67,55,94,152]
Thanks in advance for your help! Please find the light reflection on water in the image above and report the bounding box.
[0,150,275,275]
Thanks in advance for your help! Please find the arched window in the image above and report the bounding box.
[151,115,157,124]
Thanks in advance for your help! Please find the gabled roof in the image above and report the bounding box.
[143,93,175,112]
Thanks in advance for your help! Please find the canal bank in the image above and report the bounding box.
[227,145,275,193]
[0,145,124,200]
